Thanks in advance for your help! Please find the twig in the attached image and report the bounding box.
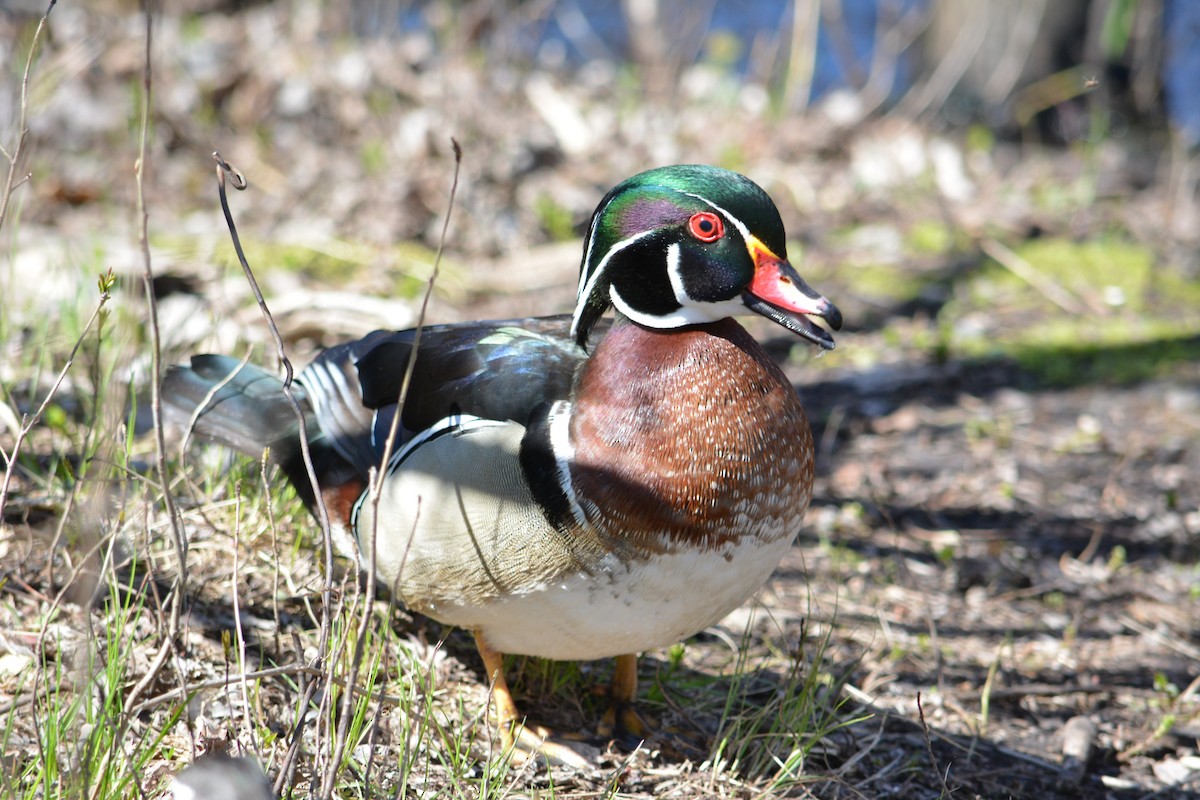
[915,692,955,798]
[129,662,404,718]
[781,0,820,113]
[43,263,120,593]
[211,150,333,595]
[128,1,191,723]
[822,0,866,89]
[231,481,260,759]
[1119,614,1200,661]
[981,0,1047,105]
[915,714,1076,775]
[0,0,55,235]
[179,350,256,457]
[829,713,889,781]
[323,137,463,800]
[943,683,1111,701]
[123,636,176,719]
[210,150,339,789]
[897,6,989,120]
[0,275,113,520]
[853,0,932,119]
[276,679,321,797]
[371,138,463,499]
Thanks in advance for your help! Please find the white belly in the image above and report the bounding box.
[432,534,795,661]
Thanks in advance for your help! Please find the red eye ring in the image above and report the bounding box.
[687,211,724,243]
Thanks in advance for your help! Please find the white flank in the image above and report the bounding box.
[351,413,500,528]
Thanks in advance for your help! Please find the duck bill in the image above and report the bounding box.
[741,241,842,350]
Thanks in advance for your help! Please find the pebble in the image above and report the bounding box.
[1153,755,1200,786]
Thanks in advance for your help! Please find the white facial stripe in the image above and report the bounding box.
[571,228,659,338]
[547,400,587,528]
[664,242,687,306]
[578,224,600,304]
[575,184,778,336]
[578,192,626,304]
[677,189,783,270]
[611,289,705,328]
[676,189,755,243]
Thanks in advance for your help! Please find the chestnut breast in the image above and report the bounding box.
[569,318,815,553]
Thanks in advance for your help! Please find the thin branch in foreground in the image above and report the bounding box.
[125,3,192,727]
[211,149,338,793]
[210,150,333,569]
[372,137,464,495]
[0,271,113,521]
[323,137,463,800]
[915,692,954,798]
[0,0,56,235]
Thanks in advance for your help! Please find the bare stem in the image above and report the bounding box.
[0,0,56,235]
[0,279,111,521]
[120,4,194,726]
[372,138,463,497]
[916,692,954,797]
[322,138,462,799]
[211,149,339,790]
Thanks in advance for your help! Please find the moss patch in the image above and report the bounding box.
[1003,328,1200,387]
[972,236,1200,317]
[842,234,1200,387]
[533,193,577,242]
[845,262,933,303]
[951,236,1200,385]
[907,220,954,255]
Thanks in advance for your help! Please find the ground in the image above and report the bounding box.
[1,3,1199,799]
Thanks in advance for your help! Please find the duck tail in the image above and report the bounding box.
[162,354,310,464]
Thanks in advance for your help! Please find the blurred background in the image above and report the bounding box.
[2,0,1198,349]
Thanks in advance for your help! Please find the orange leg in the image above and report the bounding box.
[598,653,648,741]
[474,630,522,732]
[473,631,591,768]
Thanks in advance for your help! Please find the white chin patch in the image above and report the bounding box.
[610,285,745,329]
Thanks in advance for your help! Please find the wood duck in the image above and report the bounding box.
[163,164,841,765]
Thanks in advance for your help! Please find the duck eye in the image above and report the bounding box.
[687,212,724,243]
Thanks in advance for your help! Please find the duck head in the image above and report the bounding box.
[571,164,842,350]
